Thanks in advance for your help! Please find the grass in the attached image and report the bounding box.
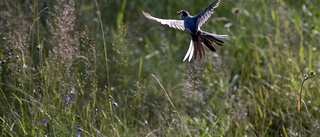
[0,0,319,136]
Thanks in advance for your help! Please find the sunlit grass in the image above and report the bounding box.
[0,0,319,136]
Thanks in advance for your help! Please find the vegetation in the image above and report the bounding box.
[0,0,319,136]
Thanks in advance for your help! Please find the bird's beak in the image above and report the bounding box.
[177,11,181,15]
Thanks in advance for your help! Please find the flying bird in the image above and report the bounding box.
[142,0,228,62]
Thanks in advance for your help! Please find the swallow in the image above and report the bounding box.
[142,0,228,62]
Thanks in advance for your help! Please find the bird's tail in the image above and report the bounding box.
[183,31,228,62]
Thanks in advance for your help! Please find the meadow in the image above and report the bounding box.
[0,0,319,136]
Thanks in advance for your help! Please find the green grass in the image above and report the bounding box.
[0,0,319,136]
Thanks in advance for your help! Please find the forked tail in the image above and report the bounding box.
[183,31,228,62]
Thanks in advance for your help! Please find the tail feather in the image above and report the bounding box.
[182,31,228,62]
[206,33,229,39]
[198,41,206,58]
[193,36,206,60]
[200,36,216,52]
[201,31,224,46]
[193,42,198,60]
[183,40,194,62]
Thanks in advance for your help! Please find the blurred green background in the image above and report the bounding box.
[0,0,319,136]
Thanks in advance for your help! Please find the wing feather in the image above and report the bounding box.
[142,11,185,31]
[196,0,221,28]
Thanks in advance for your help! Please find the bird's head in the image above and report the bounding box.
[177,10,189,19]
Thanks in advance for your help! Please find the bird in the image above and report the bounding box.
[142,0,228,62]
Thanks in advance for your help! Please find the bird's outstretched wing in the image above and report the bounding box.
[195,0,221,28]
[142,11,185,31]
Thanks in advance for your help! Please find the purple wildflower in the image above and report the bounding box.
[65,95,70,104]
[40,119,47,126]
